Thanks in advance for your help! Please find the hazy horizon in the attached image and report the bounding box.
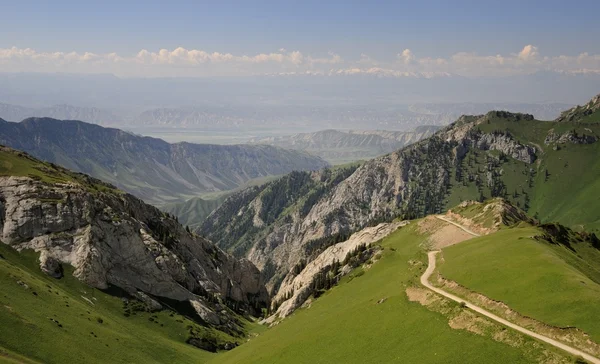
[2,1,599,139]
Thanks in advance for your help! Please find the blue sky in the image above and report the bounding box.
[1,0,600,77]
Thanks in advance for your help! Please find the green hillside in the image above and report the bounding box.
[0,146,265,363]
[0,148,118,194]
[474,113,600,231]
[438,224,600,342]
[209,223,569,364]
[0,243,228,363]
[446,112,600,231]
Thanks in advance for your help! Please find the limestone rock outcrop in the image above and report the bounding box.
[266,220,409,321]
[0,157,268,326]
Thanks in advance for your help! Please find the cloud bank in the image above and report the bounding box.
[1,45,599,78]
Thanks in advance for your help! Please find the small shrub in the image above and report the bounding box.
[96,317,104,324]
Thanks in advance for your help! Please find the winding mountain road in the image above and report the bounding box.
[422,218,600,364]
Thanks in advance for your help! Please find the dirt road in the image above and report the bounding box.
[421,228,600,363]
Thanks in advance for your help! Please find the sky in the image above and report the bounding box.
[1,0,600,78]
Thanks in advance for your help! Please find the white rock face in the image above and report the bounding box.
[265,220,409,322]
[472,133,536,163]
[0,175,268,321]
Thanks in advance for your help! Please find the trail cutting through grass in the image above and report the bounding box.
[423,219,600,364]
[434,216,481,237]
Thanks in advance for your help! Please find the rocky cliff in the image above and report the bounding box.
[267,220,409,321]
[0,146,268,331]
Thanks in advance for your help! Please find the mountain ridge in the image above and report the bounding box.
[201,96,600,295]
[0,102,122,125]
[0,117,329,205]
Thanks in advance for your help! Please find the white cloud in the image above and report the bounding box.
[398,49,415,64]
[0,45,599,78]
[517,44,539,61]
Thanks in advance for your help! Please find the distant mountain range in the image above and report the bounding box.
[128,103,572,131]
[0,117,328,205]
[249,126,440,164]
[0,102,122,125]
[1,71,599,108]
[0,102,570,132]
[2,69,595,132]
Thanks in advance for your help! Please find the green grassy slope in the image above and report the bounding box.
[579,110,600,123]
[439,226,600,342]
[0,242,230,363]
[461,116,600,231]
[211,224,560,364]
[530,142,600,231]
[403,110,600,232]
[0,148,119,194]
[0,345,41,364]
